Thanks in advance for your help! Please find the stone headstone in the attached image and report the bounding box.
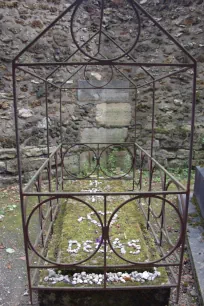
[80,127,128,144]
[96,103,131,127]
[77,80,129,103]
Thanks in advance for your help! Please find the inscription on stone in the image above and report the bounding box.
[77,80,129,103]
[80,127,128,144]
[96,103,131,127]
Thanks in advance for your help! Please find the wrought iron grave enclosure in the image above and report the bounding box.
[12,0,197,304]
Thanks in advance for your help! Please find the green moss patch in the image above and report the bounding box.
[38,180,169,287]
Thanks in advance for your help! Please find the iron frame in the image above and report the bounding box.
[12,0,197,304]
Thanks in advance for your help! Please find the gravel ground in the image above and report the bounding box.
[169,249,201,306]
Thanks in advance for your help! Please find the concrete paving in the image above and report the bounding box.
[187,194,204,306]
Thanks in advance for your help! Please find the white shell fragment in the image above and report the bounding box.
[120,247,126,254]
[44,269,161,286]
[67,237,142,255]
[77,217,84,222]
[77,210,118,227]
[67,240,81,253]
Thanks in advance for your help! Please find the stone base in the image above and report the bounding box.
[38,288,170,306]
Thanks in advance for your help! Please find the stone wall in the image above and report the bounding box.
[0,0,204,185]
[0,146,57,186]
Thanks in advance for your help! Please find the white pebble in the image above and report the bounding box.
[78,217,84,222]
[121,247,126,254]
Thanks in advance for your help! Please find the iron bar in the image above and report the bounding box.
[97,143,100,180]
[29,262,180,269]
[177,63,196,302]
[16,67,60,89]
[46,32,100,80]
[60,65,83,87]
[135,143,186,190]
[30,202,59,287]
[98,30,155,81]
[112,66,137,88]
[12,60,33,304]
[136,67,191,90]
[146,204,181,262]
[62,142,135,145]
[104,195,107,289]
[133,0,196,64]
[139,201,180,265]
[63,177,133,181]
[29,203,57,252]
[159,173,167,246]
[98,0,104,54]
[45,82,50,158]
[15,62,194,68]
[61,53,99,88]
[23,191,187,197]
[55,152,59,192]
[99,30,154,81]
[187,64,197,192]
[36,177,44,247]
[60,146,64,191]
[23,144,61,193]
[28,201,59,266]
[147,80,156,229]
[59,89,63,144]
[132,140,137,191]
[32,284,177,290]
[99,52,137,88]
[61,87,133,90]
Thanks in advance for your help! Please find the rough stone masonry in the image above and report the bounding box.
[0,0,204,185]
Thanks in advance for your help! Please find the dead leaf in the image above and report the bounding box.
[18,256,26,261]
[7,263,12,269]
[0,243,5,250]
[123,276,131,281]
